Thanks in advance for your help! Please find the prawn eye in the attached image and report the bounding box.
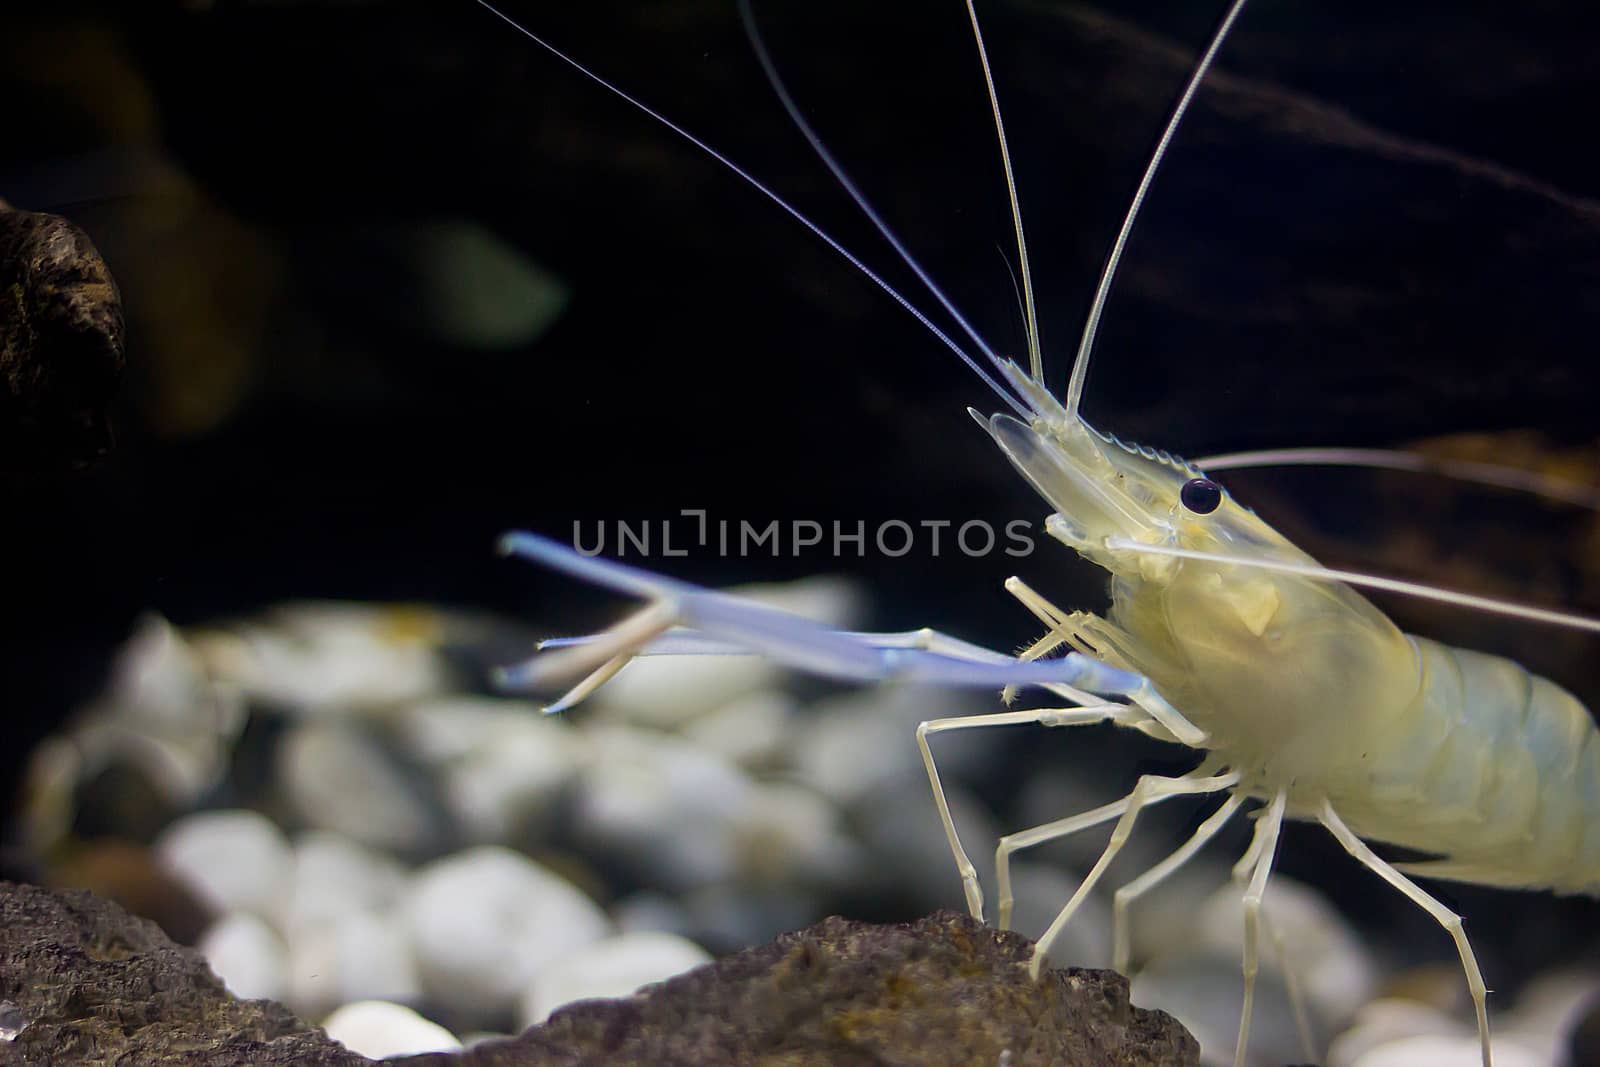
[1180,477,1222,515]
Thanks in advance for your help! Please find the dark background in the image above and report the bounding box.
[4,0,1600,998]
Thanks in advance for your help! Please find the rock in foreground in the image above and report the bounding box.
[0,881,364,1066]
[0,880,1196,1067]
[401,911,1198,1067]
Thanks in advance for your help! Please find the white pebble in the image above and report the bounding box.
[197,912,288,1002]
[405,846,611,1023]
[732,780,859,887]
[155,809,293,919]
[1193,875,1378,1026]
[681,690,796,769]
[398,698,585,844]
[1349,1033,1543,1067]
[286,908,421,1021]
[278,722,442,854]
[190,602,447,716]
[572,726,756,890]
[285,832,408,933]
[518,931,712,1028]
[322,1000,461,1058]
[1326,998,1467,1067]
[1131,950,1310,1067]
[791,685,982,808]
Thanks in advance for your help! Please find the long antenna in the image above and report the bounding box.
[965,0,1043,382]
[736,0,1024,400]
[473,0,1027,415]
[1099,533,1600,635]
[1064,0,1252,418]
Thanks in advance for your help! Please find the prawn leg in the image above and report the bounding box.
[1111,792,1246,973]
[918,702,1154,922]
[1319,799,1493,1067]
[1030,770,1241,978]
[1005,575,1206,745]
[1234,790,1287,1067]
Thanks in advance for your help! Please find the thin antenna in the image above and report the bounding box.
[965,0,1043,382]
[473,0,1027,415]
[1100,535,1600,635]
[736,0,1023,399]
[1195,446,1600,511]
[1064,0,1252,418]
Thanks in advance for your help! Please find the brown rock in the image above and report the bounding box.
[396,911,1198,1067]
[0,881,362,1067]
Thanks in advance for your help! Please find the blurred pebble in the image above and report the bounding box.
[189,603,448,715]
[277,722,444,854]
[49,839,213,945]
[284,831,407,933]
[1132,950,1310,1067]
[611,891,695,939]
[791,684,999,810]
[396,697,584,845]
[1327,998,1470,1067]
[678,884,821,954]
[852,774,999,914]
[405,846,611,1024]
[518,931,713,1028]
[572,725,755,890]
[197,912,288,1002]
[1494,970,1600,1065]
[154,809,292,919]
[287,908,420,1020]
[1348,1033,1542,1067]
[321,999,461,1058]
[23,616,243,850]
[681,690,795,770]
[1193,876,1378,1027]
[732,780,860,888]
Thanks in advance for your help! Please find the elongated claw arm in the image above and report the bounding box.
[497,530,1163,711]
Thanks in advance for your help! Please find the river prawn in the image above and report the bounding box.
[482,2,1600,1065]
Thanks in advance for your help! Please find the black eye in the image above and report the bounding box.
[1180,477,1222,515]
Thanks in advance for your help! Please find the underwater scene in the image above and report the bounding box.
[4,1,1600,1065]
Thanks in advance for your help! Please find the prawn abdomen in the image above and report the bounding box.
[1332,636,1600,895]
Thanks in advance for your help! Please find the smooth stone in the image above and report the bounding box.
[852,774,1000,914]
[154,809,293,919]
[277,722,443,854]
[404,846,611,1024]
[1326,998,1467,1067]
[196,912,288,1003]
[1496,969,1600,1065]
[1348,1033,1542,1067]
[285,908,421,1021]
[730,780,860,888]
[681,689,796,770]
[189,602,448,715]
[285,831,407,933]
[397,697,585,845]
[321,999,461,1058]
[571,725,756,891]
[1131,949,1310,1067]
[518,931,713,1028]
[677,884,822,955]
[611,891,695,939]
[790,684,987,808]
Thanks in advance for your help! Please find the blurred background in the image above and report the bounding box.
[4,0,1600,1061]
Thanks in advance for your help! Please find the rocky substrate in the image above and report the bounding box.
[0,881,1197,1067]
